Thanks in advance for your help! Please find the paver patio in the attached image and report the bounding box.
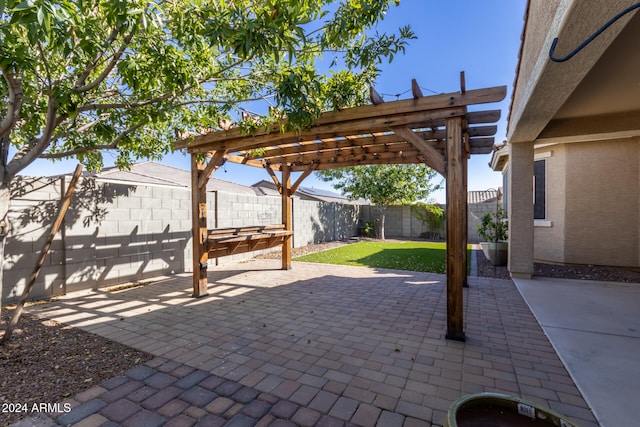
[16,259,598,426]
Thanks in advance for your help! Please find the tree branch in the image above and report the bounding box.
[74,26,121,89]
[0,68,24,140]
[40,119,148,160]
[73,33,133,94]
[6,96,62,180]
[48,115,108,147]
[77,90,180,112]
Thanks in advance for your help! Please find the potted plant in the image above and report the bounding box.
[477,205,508,266]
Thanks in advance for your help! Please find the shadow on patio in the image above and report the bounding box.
[24,259,598,427]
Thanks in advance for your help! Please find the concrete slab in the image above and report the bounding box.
[514,277,640,427]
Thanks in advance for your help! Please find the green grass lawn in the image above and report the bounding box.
[294,241,471,274]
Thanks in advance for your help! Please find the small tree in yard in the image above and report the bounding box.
[0,0,415,341]
[317,164,441,239]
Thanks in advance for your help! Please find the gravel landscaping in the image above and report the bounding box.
[0,309,152,426]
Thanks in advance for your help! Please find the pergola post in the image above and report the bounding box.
[462,139,469,288]
[281,163,292,270]
[191,154,209,297]
[445,116,466,341]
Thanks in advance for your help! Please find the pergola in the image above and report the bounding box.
[174,76,506,341]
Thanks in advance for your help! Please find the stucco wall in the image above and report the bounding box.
[533,139,640,267]
[533,146,567,263]
[563,138,639,267]
[509,0,560,133]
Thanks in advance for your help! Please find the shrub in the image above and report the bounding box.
[477,205,508,242]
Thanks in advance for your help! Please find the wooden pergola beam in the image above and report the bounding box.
[181,107,468,154]
[272,139,493,171]
[392,126,446,176]
[244,132,421,159]
[236,126,496,161]
[412,78,423,99]
[198,150,227,189]
[175,86,505,151]
[223,136,494,169]
[370,86,384,104]
[290,163,318,195]
[180,110,500,157]
[264,163,282,193]
[221,153,264,169]
[263,142,415,165]
[301,155,422,172]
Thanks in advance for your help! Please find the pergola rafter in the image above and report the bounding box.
[174,77,506,341]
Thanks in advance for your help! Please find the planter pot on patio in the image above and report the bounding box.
[480,241,508,266]
[446,393,579,427]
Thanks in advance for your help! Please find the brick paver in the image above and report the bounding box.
[16,258,599,427]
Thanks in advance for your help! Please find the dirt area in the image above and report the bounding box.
[0,309,152,426]
[1,239,637,426]
[477,246,640,283]
[256,238,355,259]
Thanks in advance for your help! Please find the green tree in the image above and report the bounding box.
[317,164,441,239]
[0,0,414,325]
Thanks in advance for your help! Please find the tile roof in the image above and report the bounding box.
[468,189,502,204]
[84,161,257,195]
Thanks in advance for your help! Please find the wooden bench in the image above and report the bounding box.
[207,224,293,258]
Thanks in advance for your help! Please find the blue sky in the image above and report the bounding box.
[21,0,527,203]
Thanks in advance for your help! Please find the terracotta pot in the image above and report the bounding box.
[446,393,578,427]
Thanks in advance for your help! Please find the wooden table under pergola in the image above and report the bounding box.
[174,77,506,341]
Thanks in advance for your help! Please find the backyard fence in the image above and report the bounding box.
[2,175,493,304]
[360,203,497,243]
[2,176,360,304]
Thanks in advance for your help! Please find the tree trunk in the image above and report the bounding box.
[379,206,386,240]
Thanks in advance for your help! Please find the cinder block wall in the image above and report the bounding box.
[358,204,487,243]
[294,200,360,246]
[3,177,193,303]
[4,177,67,304]
[2,177,361,304]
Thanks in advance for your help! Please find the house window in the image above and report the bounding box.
[502,168,509,215]
[534,159,546,219]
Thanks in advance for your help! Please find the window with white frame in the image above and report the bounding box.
[534,159,546,220]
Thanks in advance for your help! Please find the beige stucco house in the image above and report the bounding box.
[493,0,640,278]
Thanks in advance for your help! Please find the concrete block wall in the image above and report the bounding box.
[360,203,489,243]
[4,177,66,303]
[6,174,498,305]
[468,203,500,243]
[3,177,193,304]
[3,178,361,304]
[294,200,360,246]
